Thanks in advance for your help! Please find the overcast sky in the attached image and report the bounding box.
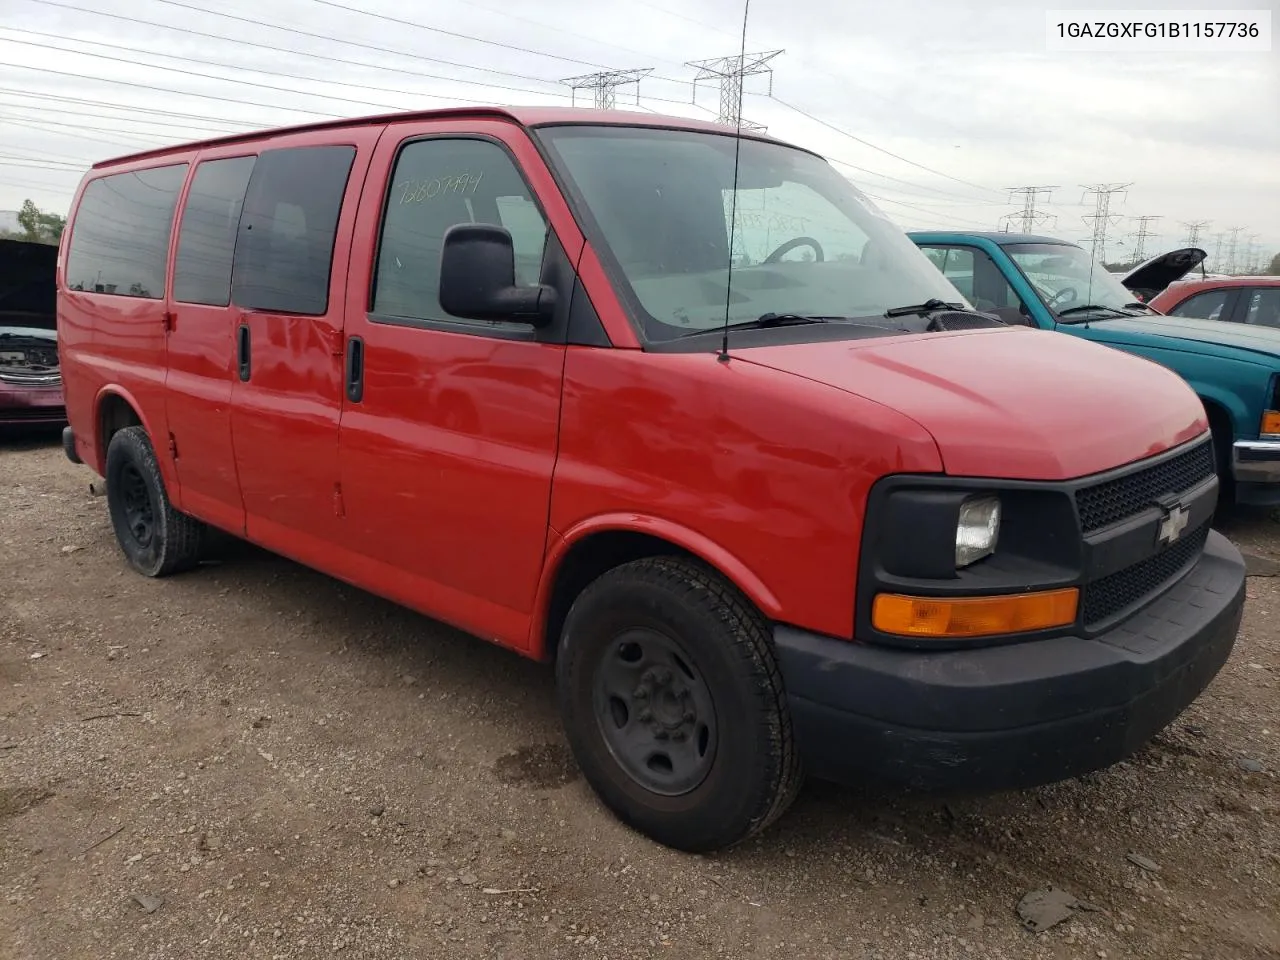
[0,0,1275,269]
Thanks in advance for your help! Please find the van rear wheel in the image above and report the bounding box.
[555,556,803,852]
[105,426,205,577]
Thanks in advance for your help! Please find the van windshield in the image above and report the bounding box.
[535,124,968,343]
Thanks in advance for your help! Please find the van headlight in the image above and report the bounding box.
[956,495,1000,567]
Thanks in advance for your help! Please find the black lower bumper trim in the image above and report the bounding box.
[62,425,81,464]
[774,530,1246,792]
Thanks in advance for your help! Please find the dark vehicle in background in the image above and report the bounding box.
[0,237,64,427]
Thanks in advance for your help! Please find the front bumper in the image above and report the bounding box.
[0,380,65,426]
[1233,439,1280,506]
[774,529,1245,792]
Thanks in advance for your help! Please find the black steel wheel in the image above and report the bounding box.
[592,627,718,797]
[104,425,205,577]
[556,556,803,852]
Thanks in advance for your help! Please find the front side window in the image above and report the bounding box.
[1168,288,1230,321]
[1244,288,1280,328]
[65,164,188,299]
[174,156,256,306]
[1004,242,1136,315]
[535,125,965,342]
[372,137,549,326]
[231,145,356,316]
[918,244,1026,322]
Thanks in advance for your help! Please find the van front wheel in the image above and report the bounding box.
[105,426,204,577]
[555,556,803,852]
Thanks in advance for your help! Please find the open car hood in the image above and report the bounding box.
[0,237,57,332]
[1122,247,1207,300]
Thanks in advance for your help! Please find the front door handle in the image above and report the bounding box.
[237,323,251,381]
[345,336,364,403]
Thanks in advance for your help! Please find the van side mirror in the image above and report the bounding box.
[439,223,556,326]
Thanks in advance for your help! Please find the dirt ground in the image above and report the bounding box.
[2,429,1278,960]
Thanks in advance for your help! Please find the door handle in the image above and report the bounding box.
[345,336,364,403]
[237,323,251,381]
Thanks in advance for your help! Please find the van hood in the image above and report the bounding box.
[1082,314,1280,360]
[739,328,1206,481]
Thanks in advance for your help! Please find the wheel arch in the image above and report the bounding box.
[531,516,782,661]
[93,386,149,473]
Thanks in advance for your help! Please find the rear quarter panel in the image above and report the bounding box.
[57,157,193,481]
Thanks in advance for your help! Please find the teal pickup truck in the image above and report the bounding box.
[908,231,1280,507]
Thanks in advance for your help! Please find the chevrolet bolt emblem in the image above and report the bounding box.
[1156,504,1189,545]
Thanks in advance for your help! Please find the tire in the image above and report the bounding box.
[555,556,803,852]
[104,425,205,577]
[1207,416,1235,516]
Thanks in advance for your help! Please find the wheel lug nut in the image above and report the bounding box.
[637,710,652,722]
[634,689,649,701]
[671,730,686,742]
[654,730,669,741]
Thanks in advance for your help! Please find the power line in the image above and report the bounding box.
[305,0,618,71]
[763,95,1003,197]
[562,69,654,110]
[0,31,506,114]
[999,186,1057,233]
[687,50,783,131]
[22,0,560,91]
[18,1,565,100]
[0,86,260,130]
[15,0,707,111]
[862,192,996,229]
[0,100,244,139]
[1080,182,1131,262]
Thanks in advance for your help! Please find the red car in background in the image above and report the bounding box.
[1149,274,1280,328]
[0,237,65,427]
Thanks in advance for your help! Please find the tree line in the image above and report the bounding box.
[1,200,66,246]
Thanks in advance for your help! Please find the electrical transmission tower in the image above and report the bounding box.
[1128,215,1162,263]
[1180,219,1210,247]
[686,50,783,131]
[1244,234,1261,273]
[562,68,654,110]
[1210,233,1225,272]
[1080,183,1131,262]
[999,186,1058,233]
[1224,226,1245,274]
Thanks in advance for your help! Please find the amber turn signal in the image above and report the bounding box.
[1261,410,1280,437]
[872,587,1080,638]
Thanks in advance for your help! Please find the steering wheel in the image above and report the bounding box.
[763,236,824,264]
[1045,286,1078,310]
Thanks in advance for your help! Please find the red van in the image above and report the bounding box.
[57,107,1246,852]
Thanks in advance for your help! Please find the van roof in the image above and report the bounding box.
[92,105,786,171]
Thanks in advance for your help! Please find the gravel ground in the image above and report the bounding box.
[2,429,1279,960]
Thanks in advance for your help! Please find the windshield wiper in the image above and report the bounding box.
[679,312,908,338]
[884,298,966,318]
[1054,304,1135,323]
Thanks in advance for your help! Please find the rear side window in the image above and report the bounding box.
[371,137,549,326]
[231,145,356,315]
[1244,288,1280,328]
[64,164,188,299]
[174,156,256,306]
[1168,288,1229,320]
